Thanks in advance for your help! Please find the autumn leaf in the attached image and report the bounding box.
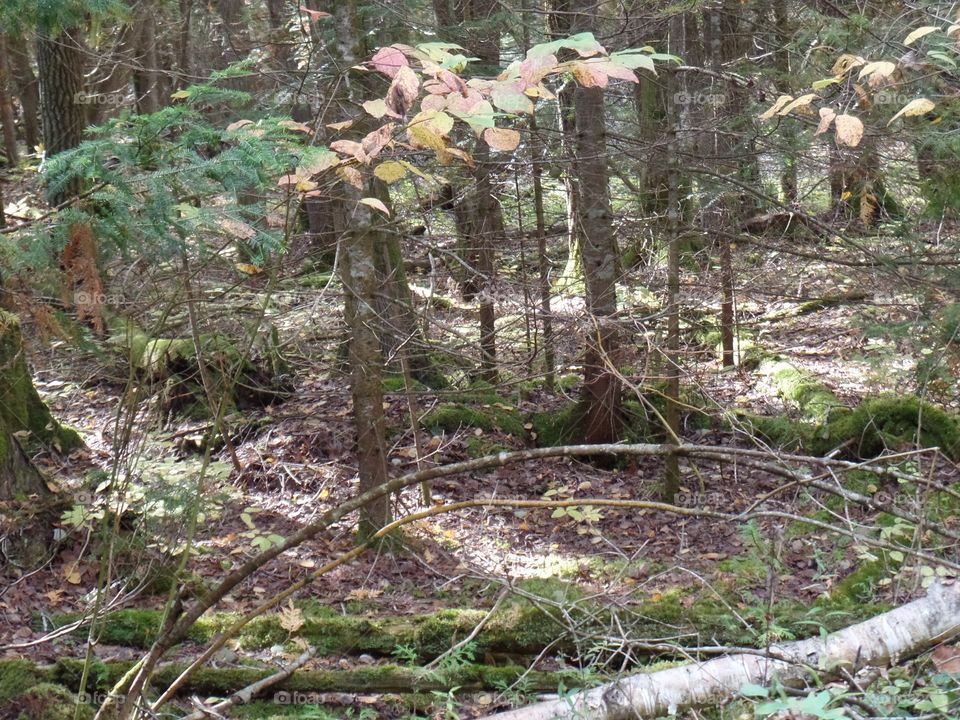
[759,95,794,120]
[815,107,837,135]
[330,139,368,163]
[888,97,936,125]
[483,127,521,152]
[279,601,305,633]
[834,114,864,147]
[374,161,408,184]
[235,263,263,275]
[904,25,939,46]
[326,119,353,131]
[492,81,534,114]
[277,119,313,134]
[361,123,396,160]
[858,60,897,87]
[359,197,391,216]
[337,165,363,189]
[225,119,255,131]
[302,8,330,21]
[931,644,960,674]
[362,99,394,120]
[386,65,421,116]
[778,93,818,116]
[832,53,866,75]
[519,54,557,86]
[370,46,408,78]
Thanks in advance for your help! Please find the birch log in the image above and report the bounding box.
[480,582,960,720]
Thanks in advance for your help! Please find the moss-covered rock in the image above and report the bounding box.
[0,659,41,702]
[421,402,526,438]
[6,682,94,720]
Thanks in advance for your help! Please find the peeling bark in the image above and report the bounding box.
[480,582,960,720]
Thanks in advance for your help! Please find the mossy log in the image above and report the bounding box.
[112,322,292,418]
[739,394,960,460]
[0,310,83,568]
[754,358,842,423]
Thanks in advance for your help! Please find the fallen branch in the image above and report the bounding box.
[181,646,316,720]
[478,581,960,720]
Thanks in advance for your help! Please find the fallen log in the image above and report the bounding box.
[478,581,960,720]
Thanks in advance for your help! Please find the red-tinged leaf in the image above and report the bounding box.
[326,119,353,131]
[437,69,467,94]
[330,139,367,162]
[277,119,313,134]
[358,197,391,216]
[591,60,639,84]
[520,54,557,86]
[303,9,330,21]
[361,123,396,160]
[303,190,325,198]
[483,127,520,152]
[277,172,307,187]
[226,119,255,131]
[931,645,960,674]
[338,165,363,189]
[371,46,408,78]
[492,81,534,114]
[571,61,608,87]
[421,94,446,112]
[386,65,420,116]
[446,88,485,114]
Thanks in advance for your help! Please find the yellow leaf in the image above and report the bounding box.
[758,94,793,120]
[831,54,866,76]
[888,97,936,126]
[359,197,391,216]
[65,565,82,584]
[374,161,408,184]
[834,114,864,147]
[777,93,818,116]
[840,190,852,201]
[904,25,939,46]
[858,60,897,87]
[235,263,263,275]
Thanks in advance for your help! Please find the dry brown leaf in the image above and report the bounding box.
[834,114,864,147]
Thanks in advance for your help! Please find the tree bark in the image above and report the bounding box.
[6,33,39,152]
[0,33,20,166]
[36,28,85,201]
[0,310,82,569]
[478,581,960,720]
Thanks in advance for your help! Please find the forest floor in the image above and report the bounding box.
[1,222,959,719]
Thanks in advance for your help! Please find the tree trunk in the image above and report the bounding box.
[0,311,82,569]
[478,581,960,720]
[0,33,20,166]
[6,33,39,152]
[36,28,85,198]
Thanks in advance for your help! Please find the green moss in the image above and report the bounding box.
[7,683,94,720]
[757,359,841,423]
[0,310,83,453]
[822,395,960,460]
[530,402,584,447]
[466,436,510,458]
[0,659,40,703]
[421,403,526,438]
[820,560,890,607]
[382,375,428,393]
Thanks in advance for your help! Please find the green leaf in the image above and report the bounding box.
[739,683,770,698]
[608,51,656,73]
[550,508,567,518]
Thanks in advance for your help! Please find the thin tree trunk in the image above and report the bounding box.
[663,25,682,501]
